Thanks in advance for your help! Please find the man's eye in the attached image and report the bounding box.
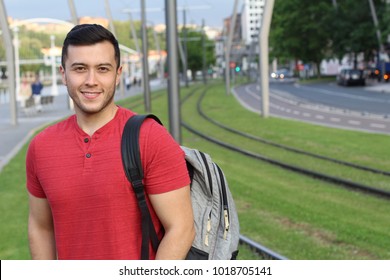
[74,67,86,72]
[98,67,109,72]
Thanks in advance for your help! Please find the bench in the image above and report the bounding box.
[40,95,54,107]
[22,95,55,115]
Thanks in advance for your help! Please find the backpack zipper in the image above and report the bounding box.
[205,214,211,246]
[199,151,214,247]
[216,164,230,239]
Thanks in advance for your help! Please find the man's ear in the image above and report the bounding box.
[59,65,67,85]
[116,66,123,86]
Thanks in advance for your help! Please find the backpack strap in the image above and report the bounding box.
[121,114,162,260]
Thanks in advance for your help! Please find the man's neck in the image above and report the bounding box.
[76,105,118,136]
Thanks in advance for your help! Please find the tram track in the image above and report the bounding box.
[179,84,390,258]
[181,85,390,200]
[127,83,389,259]
[198,90,390,177]
[177,85,288,260]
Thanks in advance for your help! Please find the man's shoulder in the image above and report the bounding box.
[33,115,75,142]
[116,106,135,119]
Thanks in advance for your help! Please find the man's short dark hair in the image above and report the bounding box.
[61,24,120,70]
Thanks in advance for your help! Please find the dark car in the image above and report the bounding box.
[337,69,366,86]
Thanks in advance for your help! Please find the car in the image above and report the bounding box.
[271,68,293,80]
[337,69,366,86]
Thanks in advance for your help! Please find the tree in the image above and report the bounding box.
[114,20,166,52]
[269,0,389,76]
[179,29,215,80]
[329,0,380,67]
[270,0,334,77]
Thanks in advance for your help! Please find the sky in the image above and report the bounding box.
[4,0,237,28]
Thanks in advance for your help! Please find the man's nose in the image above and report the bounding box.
[85,70,97,85]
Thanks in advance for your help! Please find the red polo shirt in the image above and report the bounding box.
[26,106,190,259]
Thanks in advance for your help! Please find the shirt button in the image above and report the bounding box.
[84,138,89,143]
[86,153,91,158]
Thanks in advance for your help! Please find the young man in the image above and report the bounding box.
[26,24,195,260]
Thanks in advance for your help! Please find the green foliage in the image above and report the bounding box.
[271,0,333,64]
[114,20,166,52]
[329,0,379,64]
[179,28,215,79]
[270,0,389,72]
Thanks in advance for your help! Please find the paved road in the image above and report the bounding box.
[233,81,390,135]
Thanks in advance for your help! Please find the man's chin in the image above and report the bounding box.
[75,104,104,115]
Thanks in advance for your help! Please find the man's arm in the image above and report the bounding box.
[149,185,195,260]
[28,193,57,259]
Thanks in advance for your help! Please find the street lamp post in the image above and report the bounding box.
[125,10,141,90]
[67,0,78,25]
[147,21,164,83]
[368,0,386,82]
[13,26,20,102]
[140,0,151,113]
[225,0,239,96]
[258,0,275,118]
[0,0,17,125]
[50,35,58,96]
[165,0,182,143]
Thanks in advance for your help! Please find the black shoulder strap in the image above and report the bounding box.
[121,114,162,260]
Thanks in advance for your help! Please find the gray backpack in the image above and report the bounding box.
[121,114,240,260]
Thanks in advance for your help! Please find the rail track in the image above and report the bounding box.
[128,84,390,259]
[181,85,390,200]
[178,84,390,259]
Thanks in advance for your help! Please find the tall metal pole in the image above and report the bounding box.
[368,0,386,82]
[128,12,141,54]
[202,19,207,84]
[67,0,78,25]
[149,21,164,82]
[141,0,151,113]
[177,34,186,77]
[0,0,17,125]
[13,27,20,102]
[104,0,116,37]
[104,0,125,97]
[258,0,275,118]
[127,11,142,84]
[182,8,189,87]
[65,0,77,110]
[368,0,383,52]
[225,0,239,95]
[165,0,181,143]
[50,35,59,96]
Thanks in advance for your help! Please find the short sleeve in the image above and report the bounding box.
[26,136,46,198]
[139,119,190,194]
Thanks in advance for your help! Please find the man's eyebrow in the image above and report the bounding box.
[96,63,115,68]
[69,62,114,68]
[70,62,87,68]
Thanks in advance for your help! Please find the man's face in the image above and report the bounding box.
[60,41,122,115]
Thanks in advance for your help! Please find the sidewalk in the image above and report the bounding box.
[0,80,165,172]
[364,79,390,94]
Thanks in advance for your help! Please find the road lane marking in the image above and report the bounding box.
[370,123,386,129]
[348,120,361,125]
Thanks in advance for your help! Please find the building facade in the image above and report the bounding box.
[241,0,266,45]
